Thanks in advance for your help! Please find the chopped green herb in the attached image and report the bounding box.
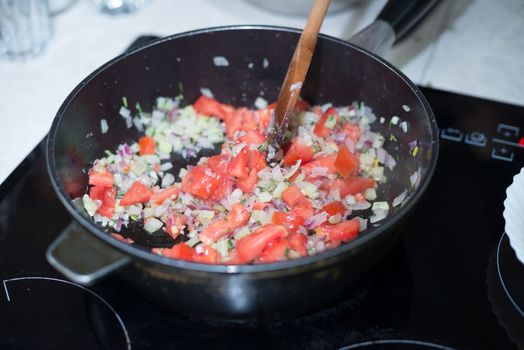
[122,96,128,108]
[178,82,184,94]
[135,102,143,115]
[389,134,398,142]
[227,239,235,250]
[412,146,419,157]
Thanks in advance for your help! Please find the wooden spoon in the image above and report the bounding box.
[266,0,331,159]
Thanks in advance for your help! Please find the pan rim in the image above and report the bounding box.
[46,24,439,274]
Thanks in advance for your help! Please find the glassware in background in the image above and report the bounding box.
[92,0,150,15]
[0,0,53,61]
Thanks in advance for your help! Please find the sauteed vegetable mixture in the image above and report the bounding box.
[83,94,401,264]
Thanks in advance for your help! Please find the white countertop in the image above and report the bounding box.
[0,0,523,185]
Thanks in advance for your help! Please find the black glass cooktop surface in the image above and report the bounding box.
[1,44,523,350]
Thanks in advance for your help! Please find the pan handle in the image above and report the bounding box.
[349,0,440,55]
[46,221,131,286]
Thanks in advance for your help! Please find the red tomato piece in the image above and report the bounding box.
[180,166,221,199]
[301,154,337,175]
[225,107,246,139]
[236,224,288,263]
[208,176,234,201]
[88,171,114,188]
[237,168,258,193]
[316,219,360,243]
[294,99,311,113]
[289,232,308,257]
[253,201,271,211]
[238,129,266,145]
[120,181,153,206]
[290,198,314,221]
[160,243,194,261]
[257,108,272,133]
[272,211,304,234]
[98,187,116,218]
[281,185,305,207]
[326,177,376,198]
[241,109,258,132]
[207,154,230,176]
[313,107,339,138]
[193,95,231,120]
[257,238,290,263]
[199,203,249,244]
[322,201,346,216]
[165,214,186,240]
[138,135,155,156]
[343,122,361,143]
[250,150,267,173]
[192,245,220,264]
[335,146,359,178]
[282,139,315,166]
[149,185,179,205]
[89,185,106,201]
[228,147,250,179]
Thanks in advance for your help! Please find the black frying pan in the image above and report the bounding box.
[45,0,439,321]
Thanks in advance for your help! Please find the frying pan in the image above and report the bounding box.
[46,0,439,321]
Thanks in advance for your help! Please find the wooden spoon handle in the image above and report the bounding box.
[267,0,331,150]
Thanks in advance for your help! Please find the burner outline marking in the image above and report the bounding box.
[497,233,524,318]
[2,276,131,349]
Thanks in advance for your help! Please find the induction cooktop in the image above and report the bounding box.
[0,39,523,350]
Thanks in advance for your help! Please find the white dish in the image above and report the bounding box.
[503,167,524,265]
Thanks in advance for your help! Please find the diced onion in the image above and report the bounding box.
[393,190,407,207]
[100,119,109,134]
[144,217,163,233]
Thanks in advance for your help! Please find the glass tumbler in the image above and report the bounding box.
[92,0,150,15]
[0,0,52,60]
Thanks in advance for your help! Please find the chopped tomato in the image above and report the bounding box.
[207,154,230,175]
[181,166,221,199]
[238,129,266,145]
[193,95,231,120]
[237,168,258,193]
[236,224,288,263]
[208,177,234,201]
[326,177,376,197]
[289,232,308,257]
[342,122,361,143]
[199,203,249,244]
[120,181,153,206]
[257,238,290,263]
[225,107,246,139]
[322,201,346,216]
[192,245,219,264]
[249,150,267,172]
[228,147,250,179]
[290,198,314,221]
[241,109,258,132]
[314,107,339,138]
[138,135,155,155]
[294,99,311,113]
[253,201,271,211]
[335,146,359,178]
[257,108,272,133]
[316,218,360,244]
[159,243,194,261]
[165,214,186,240]
[149,185,179,205]
[301,154,337,175]
[89,185,106,201]
[272,211,304,233]
[281,185,305,207]
[98,187,116,218]
[283,139,314,166]
[88,171,114,188]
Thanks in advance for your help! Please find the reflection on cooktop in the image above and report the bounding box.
[339,339,456,349]
[0,276,130,350]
